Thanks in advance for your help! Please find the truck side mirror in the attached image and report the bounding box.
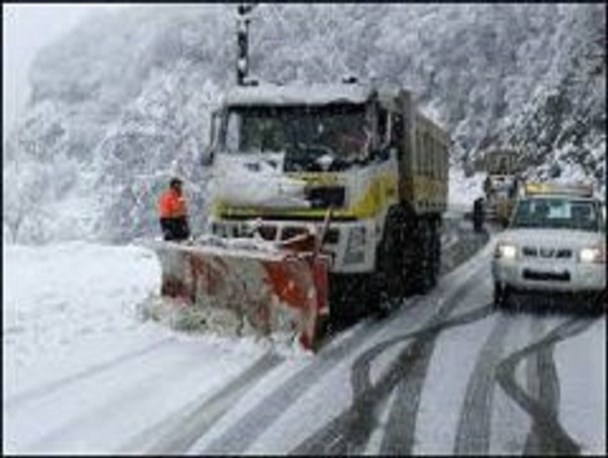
[371,148,390,162]
[202,109,221,166]
[201,147,215,166]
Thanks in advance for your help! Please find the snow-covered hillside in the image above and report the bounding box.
[3,4,605,243]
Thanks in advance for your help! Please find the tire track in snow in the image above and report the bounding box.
[453,312,512,454]
[195,313,392,455]
[495,316,596,456]
[291,232,494,455]
[439,224,489,277]
[523,319,560,455]
[291,304,496,455]
[440,228,459,251]
[377,340,432,455]
[24,341,209,452]
[290,265,494,455]
[372,305,496,455]
[119,351,284,454]
[376,293,494,453]
[4,337,174,410]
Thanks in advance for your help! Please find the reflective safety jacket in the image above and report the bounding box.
[158,189,187,219]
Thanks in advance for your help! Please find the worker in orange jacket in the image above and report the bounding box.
[158,177,190,241]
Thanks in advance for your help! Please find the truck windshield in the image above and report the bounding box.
[222,104,369,161]
[510,198,600,232]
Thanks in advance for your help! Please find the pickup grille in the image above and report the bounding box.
[523,269,571,282]
[522,246,573,259]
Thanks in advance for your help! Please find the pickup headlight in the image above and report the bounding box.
[579,246,605,263]
[495,242,517,259]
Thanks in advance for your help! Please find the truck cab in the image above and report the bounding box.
[207,83,395,272]
[204,81,450,319]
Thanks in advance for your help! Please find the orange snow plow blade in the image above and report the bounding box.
[152,236,329,351]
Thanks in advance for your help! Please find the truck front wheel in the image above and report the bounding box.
[372,209,409,316]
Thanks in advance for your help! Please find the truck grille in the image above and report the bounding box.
[323,228,340,244]
[257,225,278,241]
[255,225,339,244]
[281,226,309,241]
[305,186,345,209]
[522,246,573,259]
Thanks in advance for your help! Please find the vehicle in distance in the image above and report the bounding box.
[481,148,522,227]
[492,182,606,312]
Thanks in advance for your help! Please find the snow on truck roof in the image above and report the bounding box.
[224,83,378,107]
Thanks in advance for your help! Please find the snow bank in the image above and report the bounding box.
[2,241,308,381]
[3,242,160,370]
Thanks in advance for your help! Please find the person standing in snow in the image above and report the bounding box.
[473,197,485,233]
[157,177,190,241]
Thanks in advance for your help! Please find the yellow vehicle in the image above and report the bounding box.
[204,81,450,321]
[482,148,521,226]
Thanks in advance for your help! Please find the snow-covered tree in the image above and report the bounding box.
[3,3,605,243]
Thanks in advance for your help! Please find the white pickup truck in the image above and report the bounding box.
[492,182,606,313]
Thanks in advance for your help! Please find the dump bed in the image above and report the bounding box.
[397,90,450,215]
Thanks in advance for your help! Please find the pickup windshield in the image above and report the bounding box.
[222,104,369,162]
[510,197,600,232]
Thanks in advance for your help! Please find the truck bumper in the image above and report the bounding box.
[209,217,378,274]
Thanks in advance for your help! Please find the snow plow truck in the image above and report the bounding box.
[152,81,450,350]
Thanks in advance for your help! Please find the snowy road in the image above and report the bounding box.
[3,220,605,455]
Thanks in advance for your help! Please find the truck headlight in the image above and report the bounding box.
[211,222,224,236]
[346,226,366,251]
[579,246,604,263]
[344,226,366,265]
[495,243,517,259]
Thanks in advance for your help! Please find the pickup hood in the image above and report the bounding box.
[498,228,604,250]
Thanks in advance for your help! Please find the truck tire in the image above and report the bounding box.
[429,219,440,288]
[372,209,408,317]
[409,218,435,294]
[378,210,408,295]
[434,222,442,280]
[328,273,372,327]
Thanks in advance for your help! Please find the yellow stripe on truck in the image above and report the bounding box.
[213,173,399,220]
[285,172,341,186]
[350,172,398,218]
